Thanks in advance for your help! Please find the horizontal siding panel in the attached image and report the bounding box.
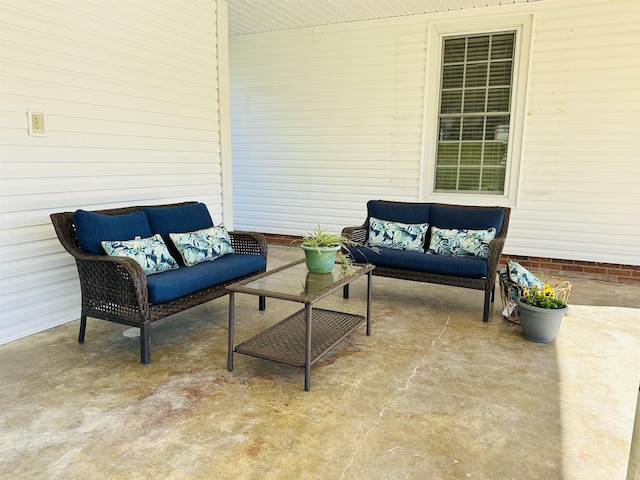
[2,193,224,216]
[0,146,221,164]
[0,306,78,346]
[1,35,217,90]
[1,132,218,153]
[0,4,217,69]
[0,98,219,133]
[0,57,216,107]
[0,84,217,123]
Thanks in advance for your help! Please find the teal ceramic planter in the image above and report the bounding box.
[300,244,340,274]
[517,298,568,343]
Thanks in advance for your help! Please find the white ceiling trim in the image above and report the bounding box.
[228,0,545,35]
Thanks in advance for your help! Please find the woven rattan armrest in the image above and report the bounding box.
[342,225,368,244]
[74,254,150,323]
[485,236,506,288]
[229,231,268,258]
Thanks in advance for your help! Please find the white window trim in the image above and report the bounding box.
[420,14,533,206]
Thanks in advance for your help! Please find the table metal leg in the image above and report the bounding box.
[227,292,235,371]
[304,302,312,391]
[366,270,372,335]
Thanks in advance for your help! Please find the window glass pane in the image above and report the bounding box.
[459,167,481,190]
[465,63,487,87]
[491,33,515,60]
[461,117,485,141]
[441,90,462,113]
[487,87,511,112]
[489,60,512,86]
[484,143,508,165]
[435,167,458,190]
[466,36,489,62]
[442,64,464,88]
[460,144,482,166]
[439,117,461,141]
[437,143,460,165]
[486,115,510,141]
[481,166,506,191]
[463,89,486,113]
[443,38,466,64]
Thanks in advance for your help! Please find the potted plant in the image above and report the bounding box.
[296,223,360,274]
[517,283,568,343]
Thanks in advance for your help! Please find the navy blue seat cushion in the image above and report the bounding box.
[145,253,265,304]
[348,246,488,279]
[367,200,432,225]
[143,203,214,246]
[430,205,504,232]
[74,210,152,255]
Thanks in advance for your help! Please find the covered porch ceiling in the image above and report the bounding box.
[228,0,546,35]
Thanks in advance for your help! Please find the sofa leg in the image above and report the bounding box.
[140,324,151,365]
[259,295,266,311]
[78,315,87,343]
[343,284,350,299]
[483,291,491,323]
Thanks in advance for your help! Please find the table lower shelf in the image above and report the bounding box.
[234,308,366,367]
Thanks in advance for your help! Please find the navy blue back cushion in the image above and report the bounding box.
[143,203,213,245]
[430,205,504,232]
[367,200,432,225]
[74,210,152,255]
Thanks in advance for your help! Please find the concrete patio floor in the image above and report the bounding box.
[1,244,639,479]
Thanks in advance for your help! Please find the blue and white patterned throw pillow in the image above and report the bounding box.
[101,234,179,275]
[507,260,544,288]
[427,226,496,258]
[169,225,234,266]
[367,216,429,252]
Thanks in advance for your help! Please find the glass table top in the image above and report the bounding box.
[227,259,373,302]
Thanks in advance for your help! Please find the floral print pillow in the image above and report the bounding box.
[427,227,496,258]
[367,216,430,252]
[169,225,234,266]
[101,234,179,275]
[507,260,544,288]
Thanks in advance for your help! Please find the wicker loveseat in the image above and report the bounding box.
[50,201,267,364]
[342,200,510,322]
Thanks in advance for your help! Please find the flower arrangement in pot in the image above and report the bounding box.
[295,223,360,274]
[517,283,568,343]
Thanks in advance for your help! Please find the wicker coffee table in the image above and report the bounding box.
[227,259,374,391]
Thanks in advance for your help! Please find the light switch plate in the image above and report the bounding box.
[27,109,47,136]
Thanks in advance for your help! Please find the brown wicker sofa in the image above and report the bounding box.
[50,201,267,364]
[342,200,510,322]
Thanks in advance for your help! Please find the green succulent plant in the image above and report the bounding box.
[296,223,362,274]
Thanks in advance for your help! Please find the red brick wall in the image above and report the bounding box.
[500,255,640,285]
[264,233,640,285]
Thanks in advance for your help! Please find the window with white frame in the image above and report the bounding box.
[423,16,532,204]
[436,32,514,193]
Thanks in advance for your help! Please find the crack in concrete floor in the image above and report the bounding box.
[339,311,453,479]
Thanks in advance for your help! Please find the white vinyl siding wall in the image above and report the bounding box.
[514,0,640,265]
[0,1,226,344]
[230,18,428,233]
[230,0,640,266]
